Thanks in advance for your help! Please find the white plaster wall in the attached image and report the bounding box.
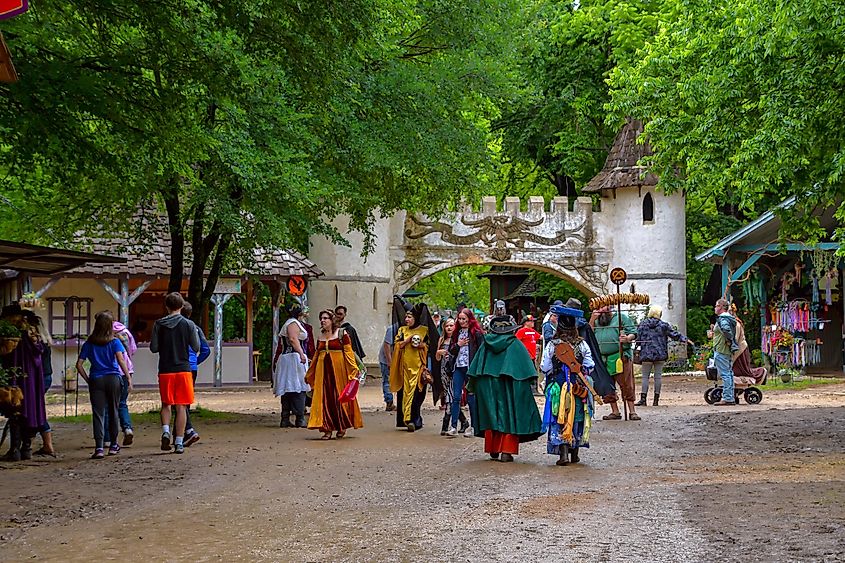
[48,344,252,388]
[594,189,687,333]
[308,213,397,362]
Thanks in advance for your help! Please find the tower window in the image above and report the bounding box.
[668,283,674,309]
[643,192,655,223]
[373,287,378,310]
[334,285,339,307]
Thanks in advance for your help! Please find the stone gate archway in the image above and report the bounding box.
[393,196,610,297]
[308,191,686,359]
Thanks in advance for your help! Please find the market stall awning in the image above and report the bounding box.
[0,240,126,275]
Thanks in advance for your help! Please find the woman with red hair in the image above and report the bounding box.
[445,309,484,437]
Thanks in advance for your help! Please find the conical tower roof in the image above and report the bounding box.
[582,118,658,193]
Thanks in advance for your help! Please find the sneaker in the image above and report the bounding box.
[108,444,121,456]
[91,448,105,460]
[122,429,134,447]
[385,401,396,412]
[173,443,184,454]
[445,426,458,438]
[463,426,474,437]
[184,433,200,448]
[161,432,172,451]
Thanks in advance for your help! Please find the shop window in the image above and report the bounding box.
[643,192,654,223]
[372,287,378,310]
[668,283,674,309]
[48,297,93,339]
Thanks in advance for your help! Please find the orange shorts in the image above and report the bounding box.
[158,372,194,405]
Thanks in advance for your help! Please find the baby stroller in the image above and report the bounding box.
[703,356,766,405]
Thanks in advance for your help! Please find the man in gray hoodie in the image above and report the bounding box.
[150,292,200,454]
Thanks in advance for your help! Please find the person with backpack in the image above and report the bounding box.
[272,305,310,429]
[75,311,131,459]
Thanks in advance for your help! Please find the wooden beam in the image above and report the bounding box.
[733,242,841,253]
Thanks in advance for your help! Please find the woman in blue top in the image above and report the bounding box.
[76,311,131,459]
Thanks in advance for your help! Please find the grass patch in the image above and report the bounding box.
[762,377,844,391]
[50,406,238,424]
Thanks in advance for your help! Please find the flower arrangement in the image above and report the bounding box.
[774,329,794,348]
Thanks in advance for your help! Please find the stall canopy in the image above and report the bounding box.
[0,239,126,275]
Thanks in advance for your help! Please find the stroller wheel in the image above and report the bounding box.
[710,388,723,403]
[745,387,763,405]
[704,388,718,404]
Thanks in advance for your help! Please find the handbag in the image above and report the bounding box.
[339,379,360,403]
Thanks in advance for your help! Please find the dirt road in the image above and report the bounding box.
[2,377,844,562]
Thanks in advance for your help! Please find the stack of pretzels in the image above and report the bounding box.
[589,293,650,310]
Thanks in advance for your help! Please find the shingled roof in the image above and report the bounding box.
[582,118,658,193]
[69,215,322,279]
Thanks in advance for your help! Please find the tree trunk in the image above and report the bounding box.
[162,186,184,294]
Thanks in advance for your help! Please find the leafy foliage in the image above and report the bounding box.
[0,0,529,316]
[409,266,491,315]
[609,0,845,245]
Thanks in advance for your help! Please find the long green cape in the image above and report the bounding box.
[467,333,543,441]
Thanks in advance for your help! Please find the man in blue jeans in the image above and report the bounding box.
[710,298,739,406]
[379,322,397,411]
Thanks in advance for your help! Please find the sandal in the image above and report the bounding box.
[602,413,622,420]
[34,447,57,458]
[336,431,346,439]
[629,413,641,421]
[320,432,333,440]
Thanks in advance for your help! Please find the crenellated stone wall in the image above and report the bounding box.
[308,189,686,361]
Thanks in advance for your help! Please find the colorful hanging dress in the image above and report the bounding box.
[540,338,595,455]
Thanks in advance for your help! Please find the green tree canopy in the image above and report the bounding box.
[0,0,529,315]
[609,0,845,244]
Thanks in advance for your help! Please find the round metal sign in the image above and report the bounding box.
[287,275,307,296]
[610,267,627,286]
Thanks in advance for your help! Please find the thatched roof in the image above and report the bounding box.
[582,118,658,193]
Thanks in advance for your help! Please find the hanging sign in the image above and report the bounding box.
[213,278,242,294]
[287,275,307,296]
[610,267,628,286]
[0,0,28,20]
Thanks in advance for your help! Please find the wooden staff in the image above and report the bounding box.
[616,281,627,421]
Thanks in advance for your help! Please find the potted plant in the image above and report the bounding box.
[0,319,21,355]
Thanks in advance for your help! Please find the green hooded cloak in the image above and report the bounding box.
[467,333,543,442]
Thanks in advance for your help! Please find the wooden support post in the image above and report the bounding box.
[270,280,283,364]
[97,277,153,327]
[211,293,233,388]
[245,279,254,382]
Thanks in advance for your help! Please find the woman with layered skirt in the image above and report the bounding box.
[305,310,363,440]
[540,306,596,467]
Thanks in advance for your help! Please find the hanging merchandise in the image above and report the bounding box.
[742,274,765,310]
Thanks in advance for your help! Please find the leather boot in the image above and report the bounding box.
[570,448,580,463]
[2,417,21,462]
[20,434,32,461]
[653,394,660,406]
[440,413,450,435]
[634,393,647,407]
[556,444,569,466]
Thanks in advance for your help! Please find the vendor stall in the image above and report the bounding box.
[697,198,844,374]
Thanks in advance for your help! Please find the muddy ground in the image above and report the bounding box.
[1,376,844,562]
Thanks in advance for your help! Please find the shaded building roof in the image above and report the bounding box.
[0,239,125,275]
[69,214,322,279]
[582,118,658,193]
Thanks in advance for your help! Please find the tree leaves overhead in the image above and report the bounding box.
[609,0,845,244]
[0,0,529,311]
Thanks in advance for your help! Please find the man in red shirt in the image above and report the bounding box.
[515,315,540,361]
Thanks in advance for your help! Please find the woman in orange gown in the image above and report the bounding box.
[305,310,364,439]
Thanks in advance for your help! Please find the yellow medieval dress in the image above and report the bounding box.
[389,325,429,429]
[305,333,364,432]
